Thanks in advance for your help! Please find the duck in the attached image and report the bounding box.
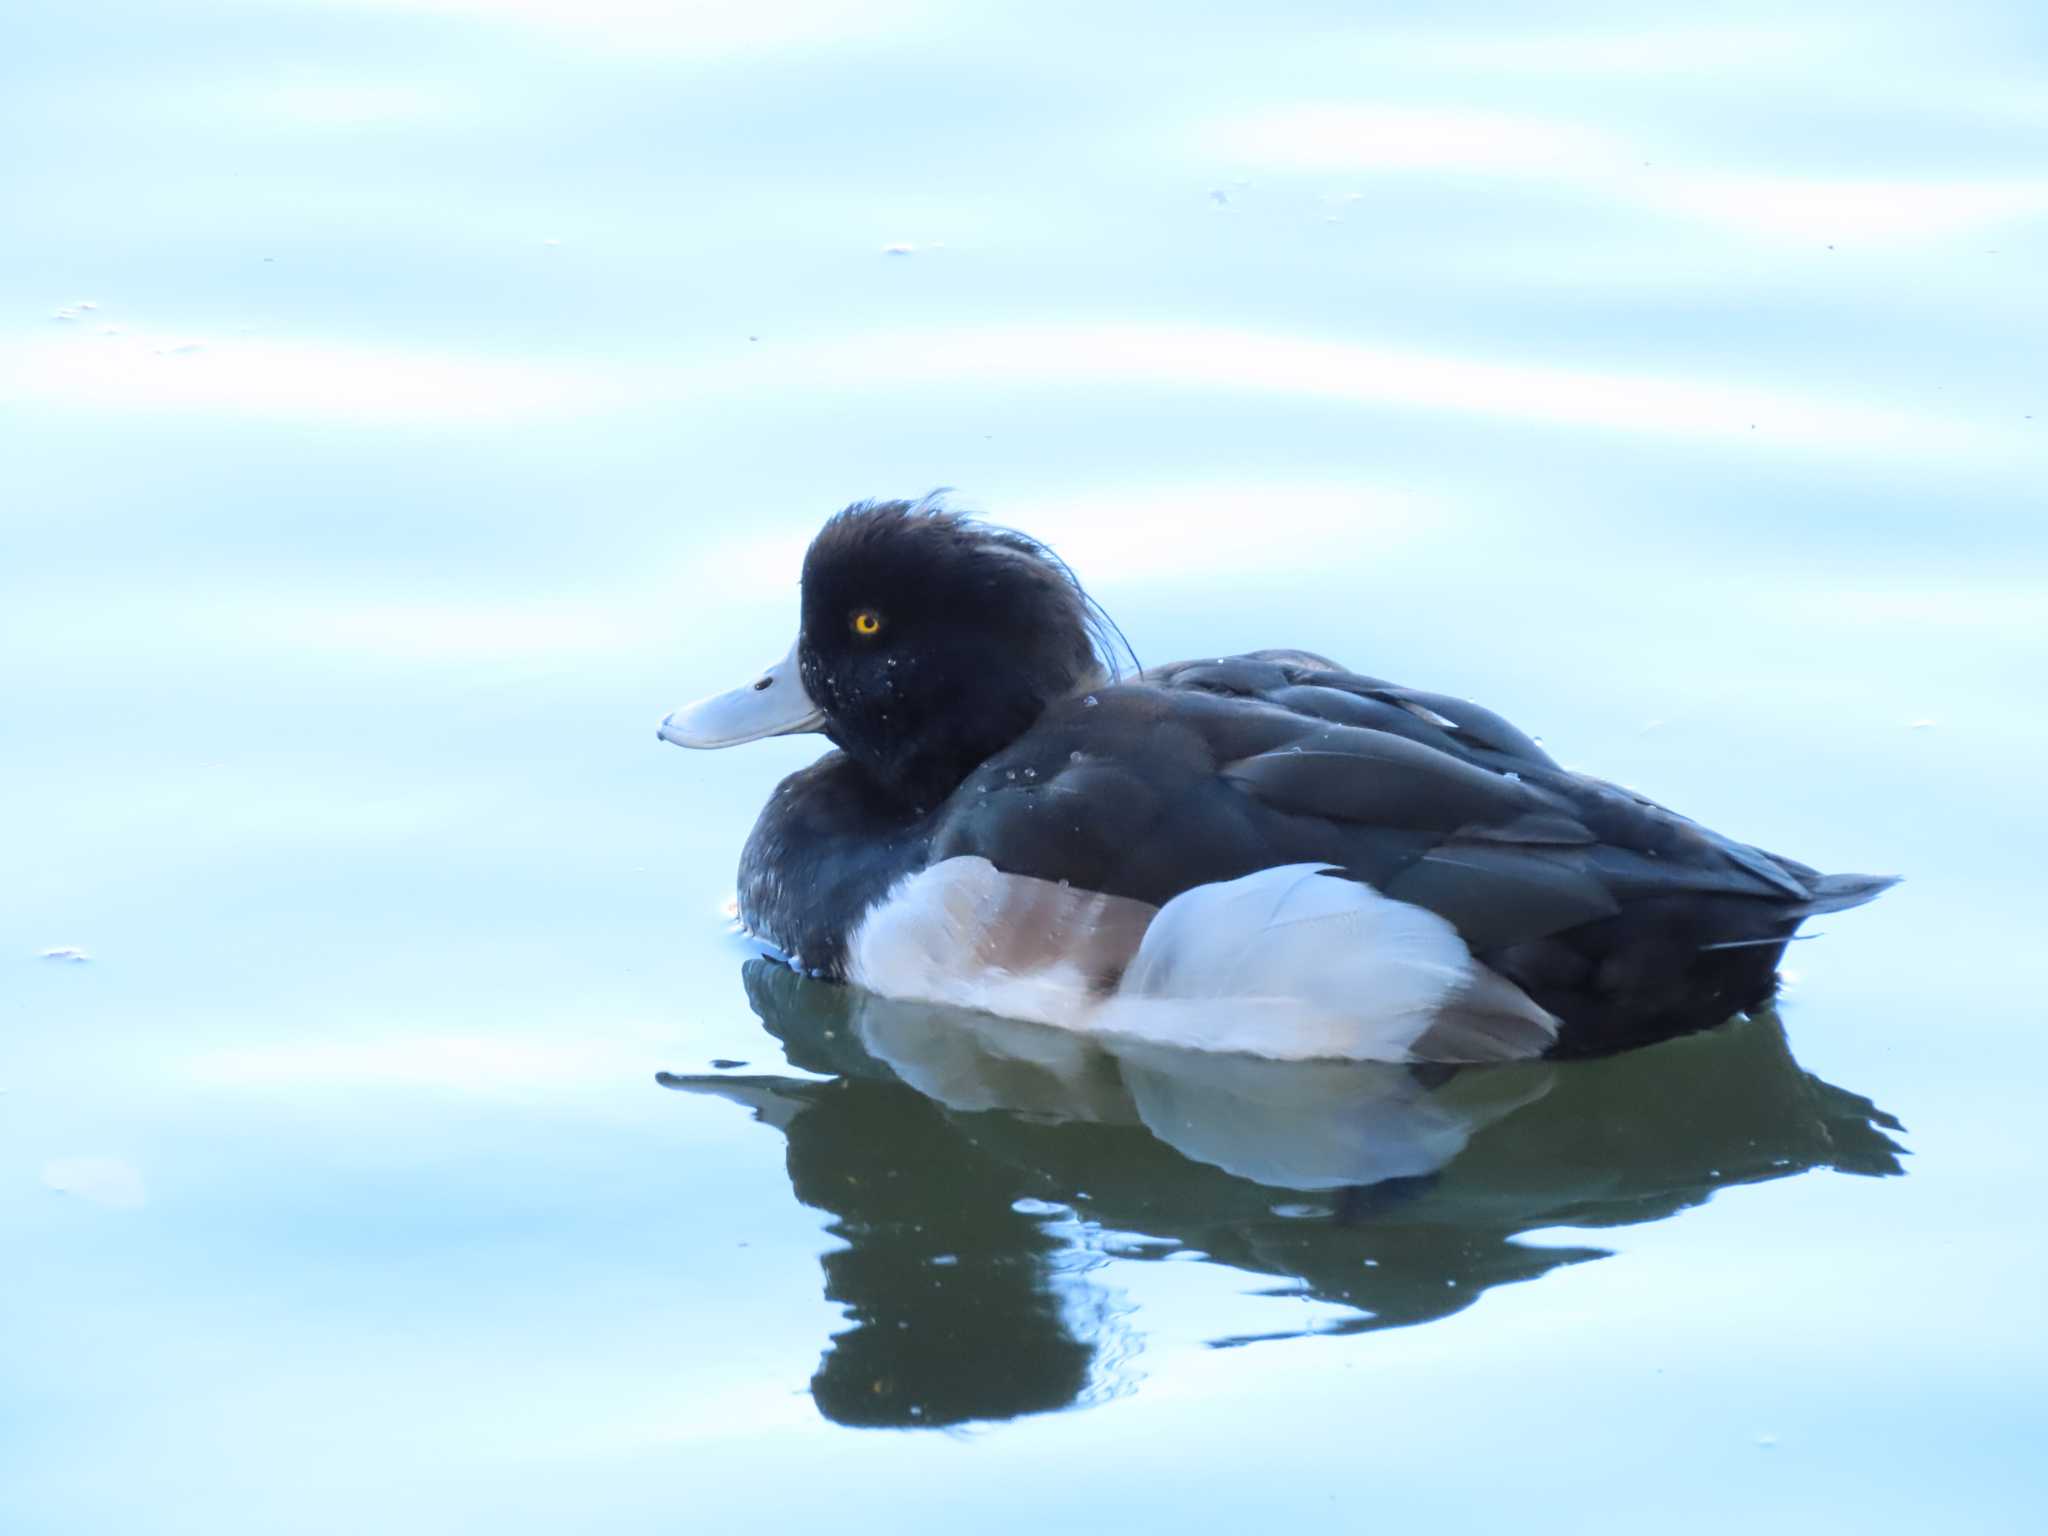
[659,497,1894,1062]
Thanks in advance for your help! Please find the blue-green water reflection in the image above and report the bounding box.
[669,964,1902,1427]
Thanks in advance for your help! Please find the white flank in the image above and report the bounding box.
[847,858,1557,1064]
[847,856,1156,1025]
[1104,864,1556,1062]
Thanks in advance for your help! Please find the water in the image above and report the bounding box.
[4,1,2045,1530]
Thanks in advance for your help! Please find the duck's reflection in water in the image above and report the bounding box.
[661,959,1905,1429]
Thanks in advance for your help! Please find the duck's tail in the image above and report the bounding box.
[1696,870,1898,952]
[1797,871,1900,918]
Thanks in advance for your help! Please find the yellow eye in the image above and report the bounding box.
[852,609,884,636]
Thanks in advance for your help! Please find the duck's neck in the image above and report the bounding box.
[836,669,1105,816]
[737,751,933,979]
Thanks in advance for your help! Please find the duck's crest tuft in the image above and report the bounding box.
[820,493,1138,682]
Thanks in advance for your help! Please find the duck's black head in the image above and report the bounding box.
[660,497,1129,812]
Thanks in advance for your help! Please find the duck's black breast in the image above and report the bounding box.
[738,752,931,977]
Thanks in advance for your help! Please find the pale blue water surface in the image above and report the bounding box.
[4,2,2046,1530]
